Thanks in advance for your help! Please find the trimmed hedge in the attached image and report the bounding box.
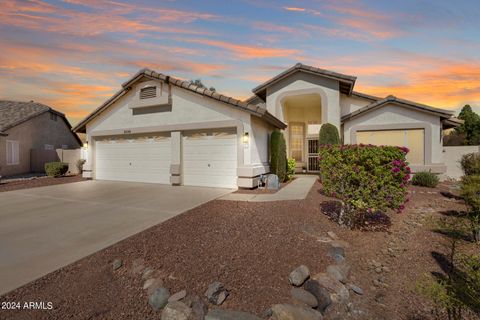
[287,158,296,180]
[45,162,69,177]
[319,123,340,145]
[412,171,439,188]
[460,152,480,176]
[270,130,287,182]
[319,144,410,227]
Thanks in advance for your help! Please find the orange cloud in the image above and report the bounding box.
[184,39,300,59]
[283,7,306,12]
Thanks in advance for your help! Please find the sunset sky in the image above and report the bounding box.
[1,0,480,124]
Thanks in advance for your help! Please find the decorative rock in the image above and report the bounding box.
[348,284,364,295]
[326,264,350,283]
[375,267,382,274]
[205,309,262,320]
[143,267,155,279]
[149,287,170,311]
[271,304,323,320]
[143,278,157,290]
[316,236,332,243]
[132,258,145,275]
[168,290,187,302]
[161,301,191,320]
[332,254,345,264]
[183,295,207,320]
[288,265,310,286]
[291,287,318,308]
[327,231,339,240]
[112,258,122,270]
[266,174,280,190]
[312,273,349,303]
[303,279,331,313]
[327,246,345,259]
[371,260,382,268]
[262,308,273,318]
[205,282,229,305]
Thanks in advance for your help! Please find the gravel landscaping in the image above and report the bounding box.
[0,180,474,319]
[0,175,86,192]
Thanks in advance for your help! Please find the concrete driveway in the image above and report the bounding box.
[0,180,232,295]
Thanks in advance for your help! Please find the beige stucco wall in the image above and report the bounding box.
[265,72,341,130]
[340,94,373,116]
[442,145,480,180]
[85,79,269,185]
[0,112,80,177]
[343,103,444,169]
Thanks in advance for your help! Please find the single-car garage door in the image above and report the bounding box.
[95,134,171,183]
[183,130,237,188]
[356,129,424,165]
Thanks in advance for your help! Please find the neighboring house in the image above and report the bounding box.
[73,63,461,188]
[0,100,82,177]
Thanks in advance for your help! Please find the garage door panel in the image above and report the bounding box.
[356,129,424,165]
[95,136,171,184]
[183,132,237,188]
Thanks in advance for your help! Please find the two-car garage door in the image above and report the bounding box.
[356,129,424,165]
[94,130,237,188]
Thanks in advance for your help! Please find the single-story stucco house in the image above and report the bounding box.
[0,100,82,177]
[73,63,462,188]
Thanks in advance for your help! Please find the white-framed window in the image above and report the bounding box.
[6,140,20,165]
[44,144,54,150]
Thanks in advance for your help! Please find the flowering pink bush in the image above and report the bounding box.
[319,144,410,228]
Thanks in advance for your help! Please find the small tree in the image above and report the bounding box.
[270,130,287,182]
[319,123,340,145]
[456,105,480,145]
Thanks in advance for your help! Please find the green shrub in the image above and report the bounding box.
[319,123,340,145]
[460,153,480,176]
[461,175,480,242]
[270,130,287,182]
[412,171,439,188]
[45,162,69,177]
[287,158,296,180]
[318,144,410,228]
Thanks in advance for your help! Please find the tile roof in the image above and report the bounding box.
[341,95,456,122]
[73,68,287,133]
[0,100,56,132]
[251,63,357,99]
[0,100,82,143]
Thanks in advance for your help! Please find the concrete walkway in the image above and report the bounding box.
[219,175,317,202]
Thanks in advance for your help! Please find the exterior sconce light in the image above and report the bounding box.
[243,132,249,144]
[83,142,88,149]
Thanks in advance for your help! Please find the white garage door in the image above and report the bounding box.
[95,134,171,184]
[356,129,424,165]
[183,130,237,188]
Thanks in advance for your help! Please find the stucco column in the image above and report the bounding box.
[170,131,182,185]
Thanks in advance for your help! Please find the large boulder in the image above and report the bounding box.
[149,287,170,311]
[205,282,229,305]
[205,309,262,320]
[161,301,192,320]
[311,273,349,303]
[271,304,323,320]
[288,265,310,286]
[303,279,331,313]
[291,288,318,308]
[183,295,207,320]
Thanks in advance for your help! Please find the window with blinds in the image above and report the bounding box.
[6,140,19,165]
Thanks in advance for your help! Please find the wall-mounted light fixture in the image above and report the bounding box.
[243,132,249,144]
[83,142,88,149]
